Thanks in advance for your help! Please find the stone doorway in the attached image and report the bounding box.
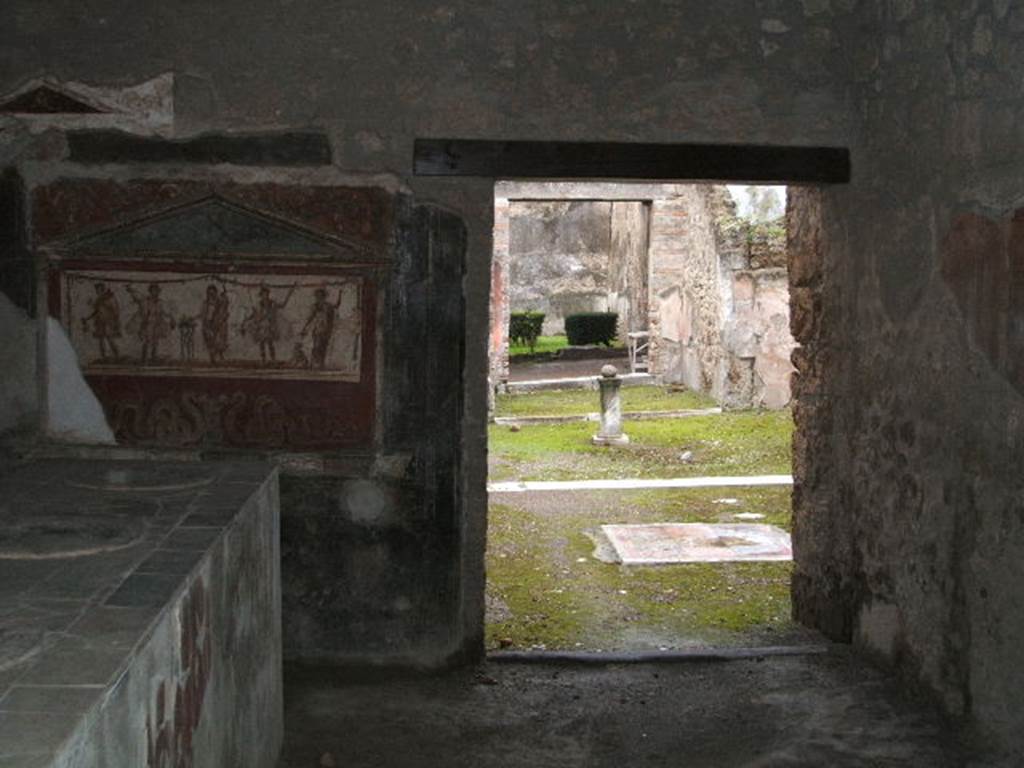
[484,180,814,655]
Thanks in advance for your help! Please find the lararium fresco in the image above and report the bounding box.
[67,271,363,380]
[38,188,385,450]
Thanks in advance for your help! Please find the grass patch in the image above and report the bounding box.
[508,335,626,358]
[495,386,716,418]
[486,387,798,651]
[509,335,569,358]
[485,487,799,650]
[488,410,793,482]
[631,485,793,530]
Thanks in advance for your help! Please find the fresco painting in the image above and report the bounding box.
[66,271,363,381]
[39,186,383,450]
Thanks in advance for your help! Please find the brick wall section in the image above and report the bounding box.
[648,187,724,394]
[490,195,510,384]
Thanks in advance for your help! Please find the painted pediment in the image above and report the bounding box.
[0,75,174,135]
[0,83,107,114]
[52,195,382,262]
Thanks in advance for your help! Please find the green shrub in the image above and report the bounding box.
[510,311,545,352]
[565,312,618,346]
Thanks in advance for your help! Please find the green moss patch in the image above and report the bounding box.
[509,335,570,358]
[485,488,805,651]
[488,410,793,482]
[487,389,800,651]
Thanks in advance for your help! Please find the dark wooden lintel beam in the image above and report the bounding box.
[414,139,849,184]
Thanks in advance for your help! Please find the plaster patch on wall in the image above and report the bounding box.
[507,199,612,335]
[342,479,392,525]
[857,600,903,660]
[657,286,691,344]
[940,208,1024,395]
[799,0,831,16]
[46,316,116,444]
[761,19,791,33]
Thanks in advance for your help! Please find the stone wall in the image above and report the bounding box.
[648,186,728,395]
[508,199,614,335]
[790,2,1024,756]
[608,201,651,341]
[650,185,795,409]
[506,198,652,341]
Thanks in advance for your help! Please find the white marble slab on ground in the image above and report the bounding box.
[601,522,792,564]
[487,475,793,493]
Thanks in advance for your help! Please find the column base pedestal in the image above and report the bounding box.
[592,433,629,446]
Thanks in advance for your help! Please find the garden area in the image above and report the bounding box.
[508,311,624,359]
[508,334,572,358]
[486,386,813,652]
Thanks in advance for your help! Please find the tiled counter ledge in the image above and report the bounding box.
[0,459,282,768]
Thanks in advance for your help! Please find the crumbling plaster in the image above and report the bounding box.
[648,185,734,400]
[4,0,1022,756]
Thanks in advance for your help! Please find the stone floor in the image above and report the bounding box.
[278,648,997,767]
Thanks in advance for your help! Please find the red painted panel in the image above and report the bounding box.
[33,179,393,248]
[941,207,1024,394]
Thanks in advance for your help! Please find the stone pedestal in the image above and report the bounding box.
[593,364,629,445]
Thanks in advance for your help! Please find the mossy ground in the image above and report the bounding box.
[488,409,793,482]
[486,386,805,651]
[485,487,808,650]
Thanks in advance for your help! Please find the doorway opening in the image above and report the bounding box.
[485,180,814,653]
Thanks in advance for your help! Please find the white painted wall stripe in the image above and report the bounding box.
[487,475,794,493]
